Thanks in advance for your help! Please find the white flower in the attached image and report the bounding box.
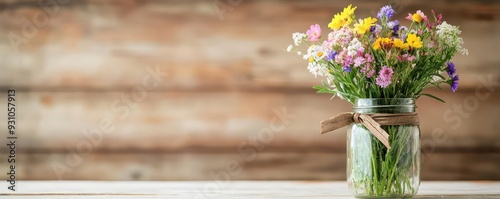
[303,45,329,78]
[460,48,469,56]
[287,45,293,52]
[436,21,468,55]
[297,51,302,55]
[329,27,354,47]
[304,45,326,61]
[347,38,363,57]
[307,62,329,78]
[292,32,307,46]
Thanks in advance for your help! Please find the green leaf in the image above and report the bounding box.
[428,81,444,91]
[313,85,336,94]
[433,73,446,80]
[322,81,330,88]
[420,93,446,103]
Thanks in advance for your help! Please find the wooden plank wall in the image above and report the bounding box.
[0,0,499,181]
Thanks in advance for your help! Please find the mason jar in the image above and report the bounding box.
[347,98,420,198]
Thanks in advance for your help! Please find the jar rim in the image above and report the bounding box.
[353,98,416,110]
[355,98,415,100]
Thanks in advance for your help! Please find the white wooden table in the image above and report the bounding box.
[1,181,499,198]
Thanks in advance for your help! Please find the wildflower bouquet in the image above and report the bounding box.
[287,4,467,198]
[288,5,466,102]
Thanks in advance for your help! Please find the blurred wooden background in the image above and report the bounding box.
[0,0,499,181]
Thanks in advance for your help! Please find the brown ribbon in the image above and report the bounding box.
[320,112,419,149]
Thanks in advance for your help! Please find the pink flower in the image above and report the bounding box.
[376,66,393,88]
[405,13,413,21]
[417,10,428,21]
[353,57,365,67]
[365,53,374,63]
[306,24,321,42]
[396,54,416,62]
[407,56,416,61]
[361,63,375,78]
[343,55,354,68]
[406,10,428,22]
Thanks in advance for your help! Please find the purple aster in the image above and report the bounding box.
[447,62,456,77]
[375,66,393,88]
[451,75,459,92]
[377,5,396,19]
[326,51,337,62]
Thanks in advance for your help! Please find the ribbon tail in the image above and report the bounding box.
[359,114,392,149]
[320,112,355,134]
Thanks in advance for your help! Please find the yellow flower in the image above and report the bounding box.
[406,34,423,48]
[412,14,422,23]
[406,11,427,23]
[342,4,357,17]
[373,37,393,50]
[382,38,393,46]
[328,4,357,30]
[373,38,382,50]
[393,38,409,50]
[355,17,377,35]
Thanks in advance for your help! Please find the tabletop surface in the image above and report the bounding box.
[1,181,499,198]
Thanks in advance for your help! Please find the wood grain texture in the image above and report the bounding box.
[0,0,498,90]
[0,90,499,151]
[0,0,498,181]
[0,152,498,181]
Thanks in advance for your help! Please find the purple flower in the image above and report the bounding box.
[377,5,396,19]
[451,75,459,92]
[387,20,400,36]
[326,51,337,61]
[392,24,400,36]
[375,66,393,88]
[370,26,376,33]
[387,20,399,29]
[343,66,352,72]
[399,26,408,38]
[447,62,456,77]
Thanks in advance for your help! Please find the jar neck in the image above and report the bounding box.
[353,98,416,114]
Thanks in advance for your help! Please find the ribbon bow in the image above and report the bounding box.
[320,112,419,149]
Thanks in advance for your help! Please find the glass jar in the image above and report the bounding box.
[347,98,420,198]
